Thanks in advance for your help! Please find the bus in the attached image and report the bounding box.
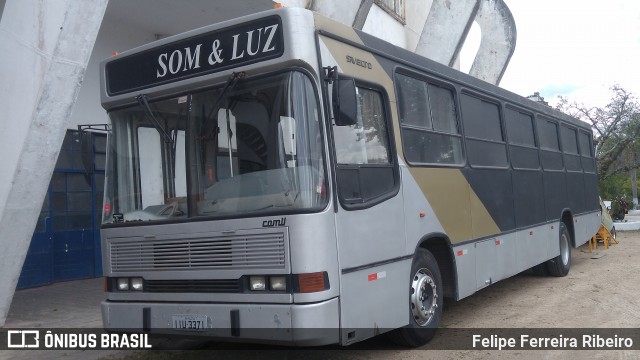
[99,7,601,347]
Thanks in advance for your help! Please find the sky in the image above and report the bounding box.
[461,0,640,108]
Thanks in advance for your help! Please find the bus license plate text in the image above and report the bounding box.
[172,315,208,331]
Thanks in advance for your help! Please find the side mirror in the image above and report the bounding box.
[332,78,358,126]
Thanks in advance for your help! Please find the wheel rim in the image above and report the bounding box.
[560,231,570,266]
[410,267,438,326]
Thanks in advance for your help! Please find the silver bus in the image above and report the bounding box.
[99,7,601,346]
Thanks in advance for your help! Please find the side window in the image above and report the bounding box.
[333,84,397,208]
[334,88,391,165]
[536,117,563,171]
[560,125,582,172]
[396,73,463,165]
[505,108,535,147]
[537,118,560,151]
[505,107,539,170]
[578,130,596,173]
[461,93,508,168]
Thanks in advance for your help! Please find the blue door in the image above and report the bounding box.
[17,131,106,288]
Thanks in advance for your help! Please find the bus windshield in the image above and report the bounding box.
[103,71,327,224]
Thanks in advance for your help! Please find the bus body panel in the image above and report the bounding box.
[102,210,340,305]
[101,297,340,346]
[97,7,602,346]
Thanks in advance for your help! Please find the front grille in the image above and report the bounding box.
[144,279,242,293]
[109,230,287,272]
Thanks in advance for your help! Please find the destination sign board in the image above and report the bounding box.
[106,16,284,95]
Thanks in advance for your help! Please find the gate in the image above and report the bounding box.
[17,130,106,288]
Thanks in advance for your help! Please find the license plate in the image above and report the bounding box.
[171,314,208,330]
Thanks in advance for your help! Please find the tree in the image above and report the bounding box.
[556,85,640,180]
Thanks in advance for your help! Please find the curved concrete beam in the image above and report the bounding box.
[469,0,517,85]
[415,0,480,67]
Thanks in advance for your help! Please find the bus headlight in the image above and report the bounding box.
[269,276,287,291]
[117,278,129,291]
[113,277,144,291]
[130,277,144,291]
[249,276,267,291]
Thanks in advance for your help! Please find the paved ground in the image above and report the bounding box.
[1,278,124,360]
[2,231,639,359]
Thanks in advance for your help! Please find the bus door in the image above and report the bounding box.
[328,77,408,343]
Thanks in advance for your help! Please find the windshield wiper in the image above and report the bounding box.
[136,94,173,145]
[136,94,180,198]
[200,72,246,178]
[203,71,246,128]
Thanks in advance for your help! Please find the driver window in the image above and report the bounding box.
[332,84,397,208]
[333,87,391,165]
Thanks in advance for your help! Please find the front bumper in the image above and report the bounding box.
[101,297,340,346]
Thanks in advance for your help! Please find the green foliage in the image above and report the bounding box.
[599,173,631,200]
[610,199,625,221]
[599,173,633,219]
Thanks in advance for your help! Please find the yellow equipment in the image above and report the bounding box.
[588,224,618,252]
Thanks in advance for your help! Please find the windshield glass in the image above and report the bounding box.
[103,71,327,224]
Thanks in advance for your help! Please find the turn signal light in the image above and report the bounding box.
[296,272,328,293]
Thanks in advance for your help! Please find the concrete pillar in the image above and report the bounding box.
[277,0,364,28]
[415,0,480,67]
[0,0,108,327]
[469,0,516,85]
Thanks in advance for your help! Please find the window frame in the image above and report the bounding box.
[504,104,541,171]
[536,116,565,172]
[460,90,509,170]
[394,70,466,168]
[578,129,596,174]
[331,77,400,210]
[374,0,406,24]
[559,124,583,173]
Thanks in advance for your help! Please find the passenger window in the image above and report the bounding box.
[537,118,560,151]
[560,126,579,155]
[461,93,507,168]
[537,117,563,171]
[578,131,593,157]
[505,108,535,147]
[578,131,596,173]
[461,94,504,142]
[505,107,539,170]
[560,125,581,172]
[396,73,463,166]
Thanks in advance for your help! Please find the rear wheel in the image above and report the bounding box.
[387,248,443,347]
[547,222,571,277]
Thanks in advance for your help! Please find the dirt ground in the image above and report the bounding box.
[104,231,640,360]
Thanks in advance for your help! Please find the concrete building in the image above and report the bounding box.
[0,0,516,327]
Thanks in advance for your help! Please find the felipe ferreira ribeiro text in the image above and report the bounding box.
[473,334,633,350]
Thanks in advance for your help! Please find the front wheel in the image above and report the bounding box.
[547,222,571,277]
[387,248,443,347]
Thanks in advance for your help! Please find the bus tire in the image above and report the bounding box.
[547,222,571,277]
[387,248,443,347]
